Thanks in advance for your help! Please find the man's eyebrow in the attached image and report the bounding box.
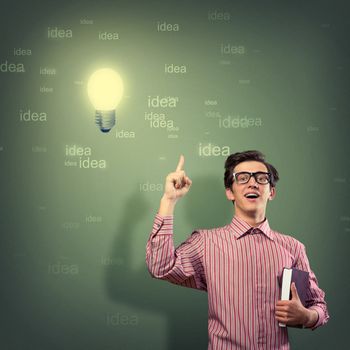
[235,170,268,172]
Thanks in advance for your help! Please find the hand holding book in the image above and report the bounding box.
[275,267,313,328]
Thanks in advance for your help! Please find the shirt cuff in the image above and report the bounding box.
[152,213,174,235]
[307,306,322,330]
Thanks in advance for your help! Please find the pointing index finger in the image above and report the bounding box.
[175,154,185,172]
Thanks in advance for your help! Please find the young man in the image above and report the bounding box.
[146,150,329,349]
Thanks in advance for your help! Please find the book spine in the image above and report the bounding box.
[279,268,292,327]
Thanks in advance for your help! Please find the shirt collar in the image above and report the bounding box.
[229,215,274,241]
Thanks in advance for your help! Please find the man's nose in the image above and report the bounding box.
[247,176,259,187]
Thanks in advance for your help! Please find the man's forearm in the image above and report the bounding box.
[158,196,177,216]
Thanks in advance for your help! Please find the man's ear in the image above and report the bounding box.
[268,186,276,201]
[225,187,235,201]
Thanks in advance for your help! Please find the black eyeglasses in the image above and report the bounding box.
[233,171,271,185]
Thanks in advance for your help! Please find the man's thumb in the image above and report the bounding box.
[291,282,299,300]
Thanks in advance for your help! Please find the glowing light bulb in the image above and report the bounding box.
[87,68,124,133]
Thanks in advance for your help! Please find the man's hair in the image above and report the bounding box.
[224,150,279,189]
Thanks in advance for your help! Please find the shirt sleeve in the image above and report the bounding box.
[145,213,207,292]
[294,241,330,331]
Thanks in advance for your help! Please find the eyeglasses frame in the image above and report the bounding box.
[232,171,271,185]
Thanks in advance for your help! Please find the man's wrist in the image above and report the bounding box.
[303,308,319,328]
[158,195,177,216]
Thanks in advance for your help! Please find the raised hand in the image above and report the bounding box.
[164,155,192,201]
[158,155,192,216]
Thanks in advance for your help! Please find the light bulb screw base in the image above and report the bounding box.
[95,110,116,133]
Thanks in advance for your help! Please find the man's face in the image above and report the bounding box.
[225,161,276,215]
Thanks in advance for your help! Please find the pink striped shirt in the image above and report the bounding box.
[146,214,329,349]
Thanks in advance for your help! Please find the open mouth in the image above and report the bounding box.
[244,193,260,201]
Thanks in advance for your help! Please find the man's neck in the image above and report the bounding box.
[234,209,266,227]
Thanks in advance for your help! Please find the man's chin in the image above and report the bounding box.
[236,202,265,214]
[244,207,260,214]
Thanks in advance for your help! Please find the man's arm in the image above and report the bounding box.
[295,242,330,330]
[145,155,207,291]
[275,241,330,329]
[145,213,207,291]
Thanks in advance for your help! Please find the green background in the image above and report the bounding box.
[0,0,348,349]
